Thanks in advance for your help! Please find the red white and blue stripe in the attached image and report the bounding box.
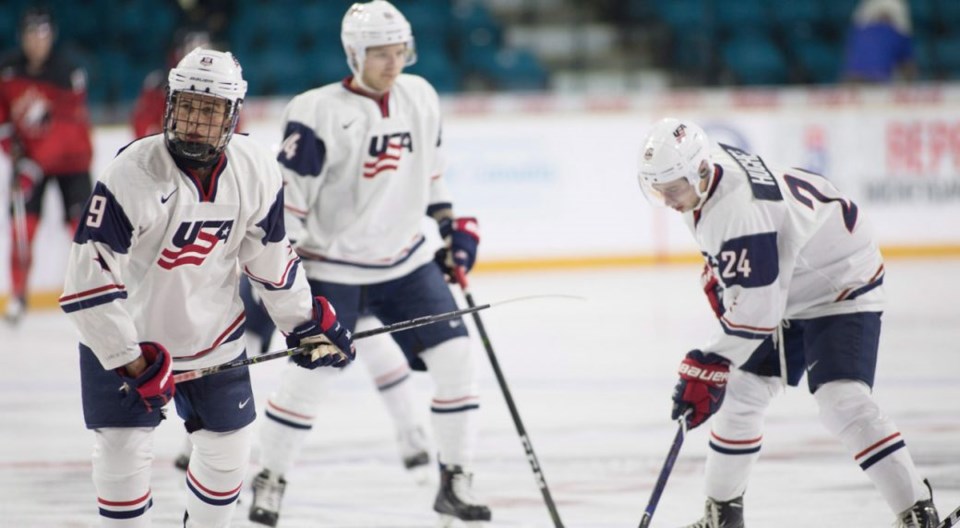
[265,399,315,430]
[375,365,411,392]
[709,431,763,456]
[185,469,242,507]
[855,432,905,470]
[431,395,480,414]
[98,490,152,520]
[59,283,127,313]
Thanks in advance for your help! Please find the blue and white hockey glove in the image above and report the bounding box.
[671,350,730,429]
[118,342,175,414]
[286,296,355,369]
[435,217,480,278]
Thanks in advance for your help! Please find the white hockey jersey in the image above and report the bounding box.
[688,143,885,366]
[60,135,315,371]
[277,74,452,285]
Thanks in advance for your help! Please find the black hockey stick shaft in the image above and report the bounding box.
[638,418,688,528]
[454,267,565,528]
[938,504,960,528]
[172,302,490,383]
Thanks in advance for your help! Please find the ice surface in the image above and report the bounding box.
[1,260,957,527]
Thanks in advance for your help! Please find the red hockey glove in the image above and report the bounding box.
[13,157,43,199]
[701,263,724,319]
[671,350,730,429]
[287,296,355,369]
[435,217,480,279]
[118,342,175,414]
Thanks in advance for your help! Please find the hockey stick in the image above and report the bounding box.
[9,140,31,272]
[171,302,493,383]
[938,504,960,528]
[637,414,689,528]
[453,267,566,528]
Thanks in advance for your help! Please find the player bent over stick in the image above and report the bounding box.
[248,2,491,526]
[637,118,939,528]
[60,48,355,527]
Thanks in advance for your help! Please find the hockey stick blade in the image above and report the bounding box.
[938,504,960,528]
[170,293,573,384]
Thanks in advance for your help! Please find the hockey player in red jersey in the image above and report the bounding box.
[130,29,212,140]
[0,6,93,323]
[637,118,938,528]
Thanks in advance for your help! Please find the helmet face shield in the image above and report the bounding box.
[164,91,238,166]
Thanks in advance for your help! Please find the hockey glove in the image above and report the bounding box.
[701,263,724,319]
[13,157,43,199]
[671,350,730,429]
[435,217,480,279]
[287,296,355,369]
[118,342,175,414]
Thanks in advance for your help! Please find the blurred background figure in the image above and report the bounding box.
[130,28,211,138]
[842,0,916,83]
[0,5,93,324]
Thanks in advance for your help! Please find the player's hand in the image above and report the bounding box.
[13,157,43,198]
[671,350,730,429]
[118,342,175,414]
[435,217,480,280]
[287,296,355,369]
[701,263,724,319]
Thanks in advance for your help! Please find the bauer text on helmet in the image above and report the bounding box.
[341,0,417,79]
[163,48,247,168]
[637,118,713,209]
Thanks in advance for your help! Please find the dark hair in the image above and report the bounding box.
[20,5,57,35]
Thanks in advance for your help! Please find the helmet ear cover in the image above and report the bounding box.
[163,48,247,168]
[637,118,712,207]
[341,0,417,81]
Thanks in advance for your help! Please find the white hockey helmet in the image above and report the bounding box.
[164,47,247,167]
[341,1,417,79]
[637,118,713,207]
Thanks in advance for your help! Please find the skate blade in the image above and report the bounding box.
[437,514,487,528]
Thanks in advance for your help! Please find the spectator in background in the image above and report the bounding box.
[0,6,93,324]
[130,29,211,138]
[842,0,916,83]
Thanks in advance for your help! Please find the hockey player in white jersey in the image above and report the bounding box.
[249,2,490,526]
[636,118,938,528]
[60,48,355,527]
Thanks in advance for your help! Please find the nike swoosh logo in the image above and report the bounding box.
[807,360,819,372]
[342,119,357,130]
[238,398,251,409]
[161,188,178,203]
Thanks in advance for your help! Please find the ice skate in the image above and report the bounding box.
[680,495,744,528]
[249,469,286,527]
[434,465,491,526]
[4,296,25,326]
[896,480,939,528]
[398,426,431,485]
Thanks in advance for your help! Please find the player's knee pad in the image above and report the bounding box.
[357,334,411,385]
[190,426,252,473]
[267,361,336,417]
[814,379,878,436]
[420,337,477,401]
[92,427,154,518]
[711,370,781,437]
